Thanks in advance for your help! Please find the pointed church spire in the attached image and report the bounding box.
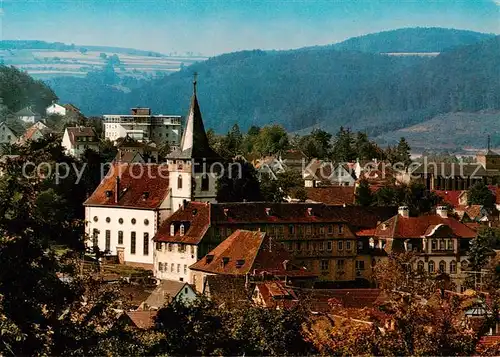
[168,75,220,160]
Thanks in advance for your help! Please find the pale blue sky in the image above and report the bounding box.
[1,0,498,55]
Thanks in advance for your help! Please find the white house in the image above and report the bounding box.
[17,121,53,144]
[0,122,18,145]
[84,163,172,270]
[15,106,41,124]
[62,126,99,158]
[46,102,67,116]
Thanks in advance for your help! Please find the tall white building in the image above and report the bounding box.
[103,107,182,149]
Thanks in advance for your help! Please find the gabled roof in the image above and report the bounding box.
[65,126,97,146]
[124,310,156,329]
[63,103,81,112]
[168,79,220,160]
[305,186,356,205]
[433,190,465,207]
[83,163,170,209]
[189,229,293,275]
[154,201,210,244]
[113,151,145,163]
[254,281,299,309]
[20,122,54,142]
[374,213,477,239]
[142,280,192,309]
[15,106,39,117]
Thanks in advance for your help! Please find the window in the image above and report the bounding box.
[118,218,123,225]
[450,260,457,274]
[180,224,185,236]
[178,244,185,253]
[170,224,175,236]
[337,259,345,270]
[177,175,183,189]
[428,260,435,273]
[431,239,437,250]
[321,260,329,271]
[93,216,98,222]
[297,242,302,251]
[92,229,99,247]
[219,227,225,237]
[144,219,149,226]
[201,174,209,191]
[417,260,425,272]
[106,217,111,223]
[357,241,363,250]
[143,233,149,255]
[338,224,343,234]
[131,218,136,225]
[130,232,136,254]
[156,242,162,250]
[346,241,352,251]
[327,241,332,251]
[306,241,311,250]
[447,239,453,250]
[158,262,163,272]
[289,225,295,234]
[168,243,172,252]
[177,264,180,273]
[105,230,111,251]
[320,226,325,234]
[328,225,333,234]
[184,265,187,274]
[319,241,324,251]
[118,231,123,245]
[439,240,445,250]
[306,226,312,235]
[356,260,365,270]
[439,261,446,273]
[190,245,195,255]
[171,263,174,272]
[338,241,343,251]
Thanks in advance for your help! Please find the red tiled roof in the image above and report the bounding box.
[84,163,170,209]
[298,288,385,312]
[356,228,376,237]
[255,281,299,309]
[375,214,477,239]
[305,186,356,205]
[124,310,156,329]
[66,127,97,146]
[154,202,210,244]
[433,190,465,207]
[189,229,293,275]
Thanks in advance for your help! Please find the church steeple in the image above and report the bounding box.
[169,74,219,160]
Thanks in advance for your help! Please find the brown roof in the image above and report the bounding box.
[124,310,156,329]
[84,163,170,209]
[375,213,477,239]
[255,281,299,309]
[113,151,145,163]
[66,127,97,146]
[464,205,483,220]
[189,230,292,275]
[142,280,192,309]
[433,190,465,207]
[154,202,210,244]
[305,186,356,205]
[298,288,386,313]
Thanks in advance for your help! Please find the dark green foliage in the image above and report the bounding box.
[332,127,356,162]
[0,65,57,114]
[356,179,373,206]
[468,227,498,271]
[372,183,440,215]
[468,181,496,209]
[297,128,332,159]
[216,160,263,202]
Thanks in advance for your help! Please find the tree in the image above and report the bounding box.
[355,179,373,206]
[469,227,497,272]
[253,125,290,156]
[297,129,332,159]
[216,160,263,202]
[468,181,495,210]
[224,123,243,158]
[332,127,356,162]
[158,141,171,161]
[396,137,412,168]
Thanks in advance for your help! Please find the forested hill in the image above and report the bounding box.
[328,27,496,53]
[0,66,57,114]
[46,27,499,137]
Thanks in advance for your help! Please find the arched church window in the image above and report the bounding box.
[178,175,183,189]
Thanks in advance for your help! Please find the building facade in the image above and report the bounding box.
[0,122,17,145]
[62,126,99,158]
[103,107,182,149]
[46,102,67,116]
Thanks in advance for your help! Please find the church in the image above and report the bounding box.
[83,76,220,269]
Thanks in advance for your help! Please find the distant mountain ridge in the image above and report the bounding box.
[39,27,500,148]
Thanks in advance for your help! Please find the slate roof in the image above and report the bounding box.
[189,230,293,275]
[142,280,191,309]
[84,163,170,209]
[305,186,356,205]
[374,213,477,239]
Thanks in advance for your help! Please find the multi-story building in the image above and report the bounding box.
[61,126,99,158]
[0,122,17,145]
[103,107,182,149]
[83,163,172,269]
[153,201,396,284]
[366,205,477,291]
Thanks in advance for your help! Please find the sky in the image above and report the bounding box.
[0,0,499,56]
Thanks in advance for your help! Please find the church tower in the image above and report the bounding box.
[167,75,221,210]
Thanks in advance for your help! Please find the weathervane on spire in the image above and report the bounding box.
[193,72,198,94]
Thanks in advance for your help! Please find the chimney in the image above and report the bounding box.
[398,206,409,218]
[436,206,448,218]
[115,176,120,203]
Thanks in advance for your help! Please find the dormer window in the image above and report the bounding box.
[265,208,271,216]
[142,192,149,200]
[170,224,175,236]
[180,224,185,236]
[236,259,245,268]
[206,254,214,263]
[222,257,229,266]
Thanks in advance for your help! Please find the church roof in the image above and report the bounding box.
[167,78,220,160]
